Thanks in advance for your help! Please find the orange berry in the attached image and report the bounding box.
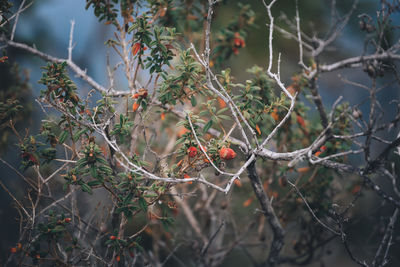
[286,84,297,96]
[255,124,261,135]
[219,147,237,160]
[351,184,362,195]
[217,97,226,108]
[183,174,192,184]
[199,145,207,152]
[243,198,253,207]
[132,43,147,56]
[177,127,189,137]
[10,247,17,253]
[297,167,310,173]
[296,115,306,127]
[160,113,166,120]
[234,178,242,187]
[314,151,322,157]
[132,42,141,56]
[270,108,279,121]
[132,102,140,112]
[116,255,121,262]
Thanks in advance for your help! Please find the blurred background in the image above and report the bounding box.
[1,0,399,265]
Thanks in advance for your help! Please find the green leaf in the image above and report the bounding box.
[138,197,148,212]
[96,157,109,166]
[99,165,113,175]
[199,110,209,117]
[141,99,148,110]
[216,107,229,114]
[58,130,69,144]
[90,164,98,178]
[203,120,213,133]
[81,183,93,194]
[76,158,88,169]
[248,118,256,129]
[87,180,102,187]
[73,128,87,142]
[176,121,186,127]
[190,95,197,107]
[51,225,66,233]
[143,192,158,198]
[175,137,186,146]
[217,114,232,121]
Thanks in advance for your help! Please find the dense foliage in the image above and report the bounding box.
[1,0,400,266]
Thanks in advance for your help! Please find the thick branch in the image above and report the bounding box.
[247,159,284,266]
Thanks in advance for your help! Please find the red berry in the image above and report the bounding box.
[187,146,198,158]
[234,38,242,47]
[65,218,71,223]
[138,88,148,98]
[219,147,237,160]
[232,47,239,55]
[183,174,192,184]
[296,115,306,127]
[110,235,117,240]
